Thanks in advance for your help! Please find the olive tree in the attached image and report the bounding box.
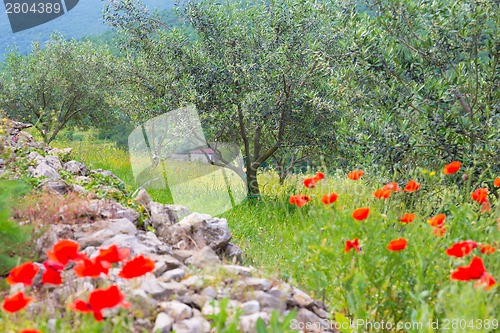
[0,34,119,143]
[105,0,340,197]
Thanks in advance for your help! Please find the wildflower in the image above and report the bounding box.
[321,193,338,205]
[352,207,370,221]
[2,117,7,123]
[450,256,492,285]
[433,226,447,237]
[303,171,325,188]
[347,170,363,180]
[471,188,488,204]
[429,171,436,176]
[475,272,497,291]
[404,180,421,192]
[6,262,40,286]
[345,238,361,253]
[47,239,82,267]
[480,244,496,254]
[373,188,391,199]
[95,245,130,265]
[2,292,32,313]
[387,238,407,251]
[494,177,500,187]
[18,329,42,333]
[383,182,400,192]
[42,261,62,285]
[74,256,110,278]
[443,161,461,175]
[480,201,491,213]
[70,285,130,321]
[399,213,415,224]
[427,214,446,227]
[289,194,312,207]
[445,241,478,258]
[118,255,155,279]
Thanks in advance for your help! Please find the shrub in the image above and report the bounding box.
[0,180,31,276]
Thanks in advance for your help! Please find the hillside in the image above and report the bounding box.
[0,0,174,60]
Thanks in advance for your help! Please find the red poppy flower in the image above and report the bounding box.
[443,161,461,175]
[314,171,325,180]
[18,329,42,333]
[494,178,500,187]
[47,239,82,267]
[345,238,361,253]
[303,177,316,188]
[70,285,130,321]
[303,172,325,188]
[404,180,421,192]
[480,244,496,254]
[352,207,370,221]
[387,238,407,251]
[289,194,312,207]
[383,182,401,192]
[118,255,155,279]
[480,201,491,213]
[42,261,62,285]
[427,214,446,227]
[6,262,39,286]
[471,188,488,204]
[475,272,497,291]
[399,213,415,224]
[74,257,110,278]
[321,193,338,205]
[433,226,447,237]
[95,245,130,265]
[445,241,478,258]
[347,170,363,180]
[373,188,391,199]
[450,256,486,281]
[2,292,32,313]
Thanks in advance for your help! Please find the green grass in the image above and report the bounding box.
[21,132,500,332]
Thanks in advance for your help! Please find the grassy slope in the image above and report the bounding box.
[48,132,500,331]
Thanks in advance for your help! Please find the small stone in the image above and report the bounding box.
[222,243,243,262]
[134,188,152,207]
[239,312,270,333]
[296,308,330,332]
[44,155,62,170]
[32,162,60,179]
[141,278,188,300]
[160,268,186,282]
[241,277,271,291]
[200,286,217,299]
[181,275,205,290]
[151,254,183,277]
[241,300,260,315]
[186,246,221,269]
[173,249,196,261]
[247,290,285,313]
[172,317,211,333]
[152,312,174,333]
[291,287,314,308]
[159,300,193,320]
[223,265,255,277]
[201,300,220,316]
[63,160,88,175]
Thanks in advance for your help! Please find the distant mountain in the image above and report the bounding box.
[0,0,174,61]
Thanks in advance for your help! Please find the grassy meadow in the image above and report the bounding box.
[45,131,500,332]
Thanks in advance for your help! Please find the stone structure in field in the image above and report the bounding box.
[0,119,338,333]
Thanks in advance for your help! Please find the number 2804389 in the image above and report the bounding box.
[5,2,62,14]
